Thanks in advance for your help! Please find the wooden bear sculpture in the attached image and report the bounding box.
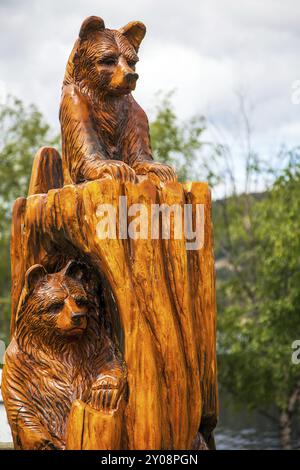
[60,15,176,185]
[2,260,126,450]
[4,15,218,451]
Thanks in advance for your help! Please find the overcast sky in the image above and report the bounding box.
[0,0,299,185]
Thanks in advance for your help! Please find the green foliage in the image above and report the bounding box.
[150,93,300,443]
[149,91,206,181]
[216,148,300,428]
[0,96,60,343]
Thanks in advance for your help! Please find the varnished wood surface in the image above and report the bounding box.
[7,179,217,449]
[66,399,125,450]
[4,260,126,450]
[3,15,218,450]
[60,16,176,185]
[28,147,63,196]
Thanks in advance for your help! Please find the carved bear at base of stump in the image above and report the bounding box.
[2,261,126,450]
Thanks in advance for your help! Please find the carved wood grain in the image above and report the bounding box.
[9,179,217,450]
[66,399,125,450]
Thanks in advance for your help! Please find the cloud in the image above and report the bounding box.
[0,0,299,162]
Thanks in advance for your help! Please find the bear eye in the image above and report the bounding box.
[49,301,64,314]
[99,56,117,66]
[75,298,89,308]
[128,60,137,69]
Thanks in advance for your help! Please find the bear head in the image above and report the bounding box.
[16,260,95,345]
[65,16,146,96]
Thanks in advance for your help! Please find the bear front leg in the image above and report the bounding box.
[60,85,137,184]
[89,335,127,413]
[123,97,177,184]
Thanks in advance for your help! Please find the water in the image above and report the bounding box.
[215,417,280,450]
[215,390,280,449]
[216,426,280,450]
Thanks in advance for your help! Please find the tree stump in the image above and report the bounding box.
[6,149,218,450]
[66,399,125,450]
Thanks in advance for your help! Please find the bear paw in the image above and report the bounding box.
[88,159,137,183]
[133,161,177,184]
[90,373,125,413]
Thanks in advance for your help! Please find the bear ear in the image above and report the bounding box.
[119,21,146,51]
[79,16,105,40]
[63,260,90,282]
[25,264,47,292]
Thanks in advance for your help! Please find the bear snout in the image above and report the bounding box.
[125,72,139,84]
[71,311,87,327]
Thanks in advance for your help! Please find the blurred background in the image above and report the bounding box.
[0,0,300,449]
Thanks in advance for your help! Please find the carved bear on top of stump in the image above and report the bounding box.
[60,15,176,186]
